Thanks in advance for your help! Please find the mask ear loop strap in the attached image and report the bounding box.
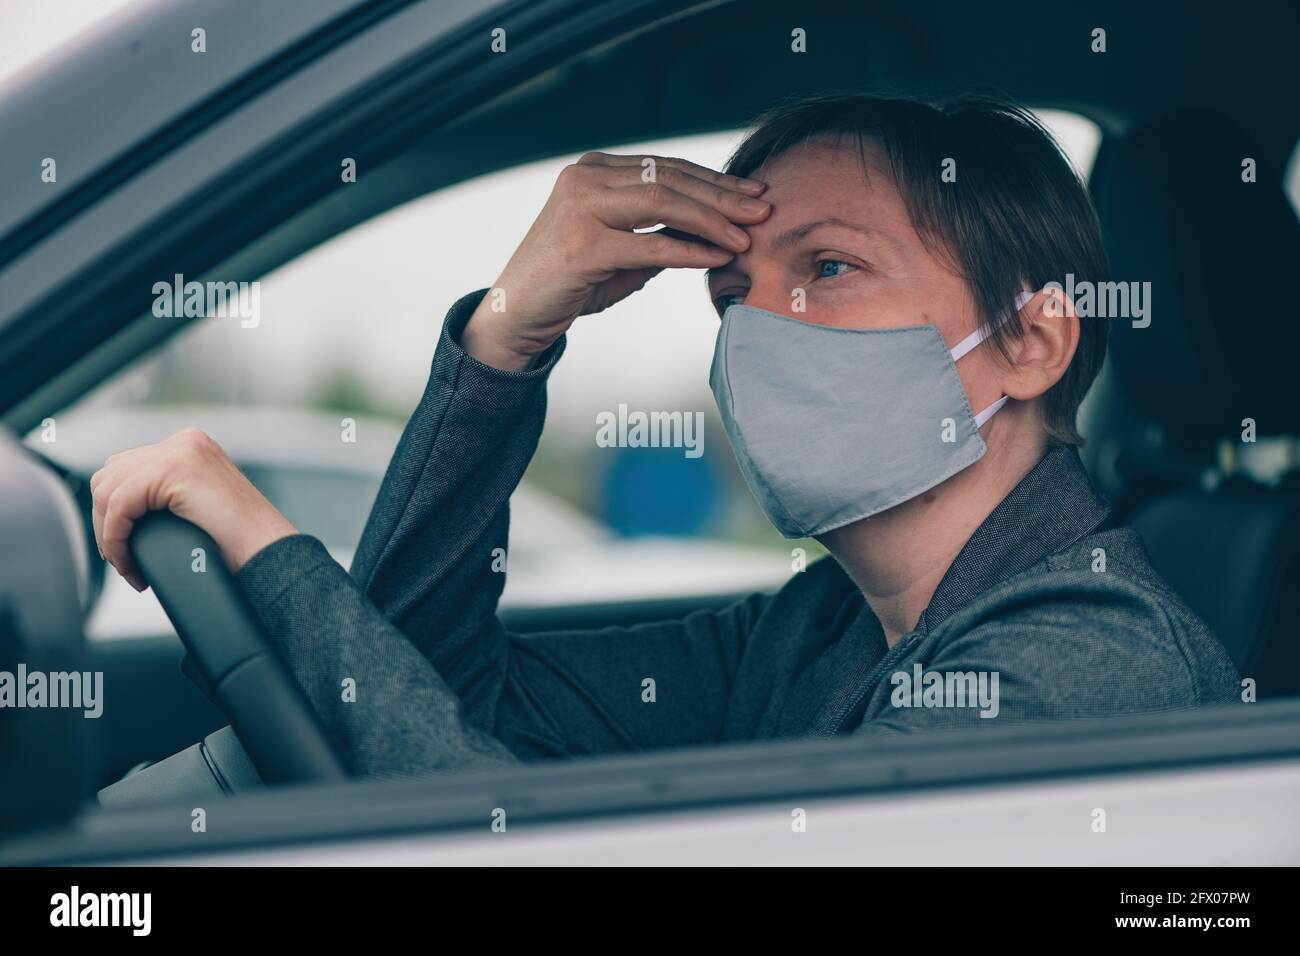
[949,291,1038,362]
[949,324,993,362]
[950,290,1037,427]
[972,395,1009,428]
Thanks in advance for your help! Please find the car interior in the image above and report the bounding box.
[1,0,1298,858]
[1086,110,1300,695]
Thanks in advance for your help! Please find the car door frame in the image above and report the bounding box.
[1,698,1297,865]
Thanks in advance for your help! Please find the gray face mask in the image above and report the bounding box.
[709,293,1033,538]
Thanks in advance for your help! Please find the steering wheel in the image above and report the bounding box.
[129,511,347,785]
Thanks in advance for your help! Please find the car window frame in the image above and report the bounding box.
[2,698,1295,865]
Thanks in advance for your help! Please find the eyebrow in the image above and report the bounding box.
[772,216,886,250]
[705,217,891,285]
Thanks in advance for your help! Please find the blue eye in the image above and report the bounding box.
[817,259,853,278]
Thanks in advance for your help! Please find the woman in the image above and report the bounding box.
[90,94,1239,776]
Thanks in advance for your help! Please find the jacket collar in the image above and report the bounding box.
[916,443,1112,634]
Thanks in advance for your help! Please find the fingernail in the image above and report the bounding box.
[737,178,766,194]
[726,225,749,248]
[738,197,769,213]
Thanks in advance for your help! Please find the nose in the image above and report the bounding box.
[739,274,800,319]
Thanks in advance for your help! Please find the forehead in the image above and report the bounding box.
[750,135,913,228]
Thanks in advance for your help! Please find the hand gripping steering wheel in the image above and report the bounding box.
[129,511,347,785]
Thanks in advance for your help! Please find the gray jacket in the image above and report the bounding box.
[234,290,1242,777]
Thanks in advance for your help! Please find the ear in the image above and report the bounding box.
[1000,288,1080,401]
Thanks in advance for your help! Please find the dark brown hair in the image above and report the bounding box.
[725,92,1109,445]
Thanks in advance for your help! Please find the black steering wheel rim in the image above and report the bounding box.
[129,511,347,785]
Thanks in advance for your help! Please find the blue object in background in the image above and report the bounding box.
[601,445,722,537]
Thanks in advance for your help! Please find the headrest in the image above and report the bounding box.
[1090,113,1300,445]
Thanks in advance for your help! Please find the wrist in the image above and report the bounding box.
[460,301,551,372]
[222,504,298,572]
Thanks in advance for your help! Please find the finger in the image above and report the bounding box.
[597,183,753,253]
[592,164,772,226]
[90,502,106,562]
[577,151,767,195]
[604,230,736,271]
[89,470,105,557]
[88,465,110,499]
[658,226,710,245]
[655,226,742,263]
[90,466,123,563]
[100,475,152,589]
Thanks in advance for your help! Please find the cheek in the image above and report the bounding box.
[798,276,971,332]
[809,291,921,330]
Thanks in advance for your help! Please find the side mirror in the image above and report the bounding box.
[0,429,92,836]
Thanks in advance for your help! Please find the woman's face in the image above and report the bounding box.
[705,135,1007,417]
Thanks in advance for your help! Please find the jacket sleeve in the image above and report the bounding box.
[234,290,766,777]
